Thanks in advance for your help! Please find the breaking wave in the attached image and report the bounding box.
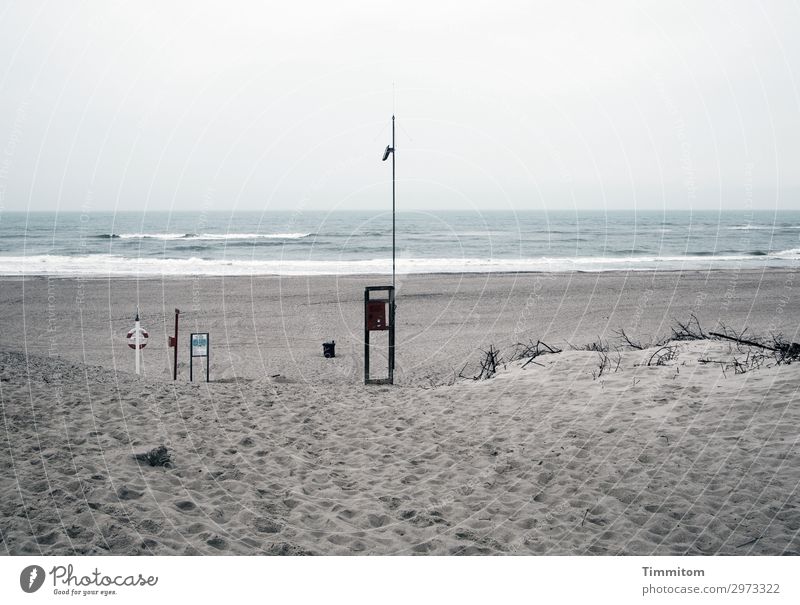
[2,251,799,277]
[95,232,313,240]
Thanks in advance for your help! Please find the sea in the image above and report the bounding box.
[1,210,799,276]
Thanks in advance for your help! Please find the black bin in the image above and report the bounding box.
[323,340,336,358]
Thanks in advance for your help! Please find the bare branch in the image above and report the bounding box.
[647,345,678,366]
[614,328,645,350]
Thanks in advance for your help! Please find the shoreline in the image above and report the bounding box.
[0,265,795,280]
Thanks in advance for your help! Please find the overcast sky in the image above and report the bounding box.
[0,1,798,213]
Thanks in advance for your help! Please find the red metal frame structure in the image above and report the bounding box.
[364,285,395,384]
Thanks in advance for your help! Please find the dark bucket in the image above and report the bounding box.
[323,340,336,358]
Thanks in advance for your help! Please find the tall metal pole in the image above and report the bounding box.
[392,115,396,290]
[390,116,396,383]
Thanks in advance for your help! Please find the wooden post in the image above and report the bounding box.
[134,311,141,375]
[364,288,370,383]
[173,308,180,381]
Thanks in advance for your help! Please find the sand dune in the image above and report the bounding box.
[2,336,798,555]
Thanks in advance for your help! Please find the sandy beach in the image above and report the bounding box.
[1,270,799,555]
[1,269,798,385]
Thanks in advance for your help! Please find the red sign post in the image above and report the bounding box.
[167,308,180,380]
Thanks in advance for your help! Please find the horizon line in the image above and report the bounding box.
[5,208,800,214]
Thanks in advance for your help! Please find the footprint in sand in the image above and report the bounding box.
[185,523,210,535]
[411,540,437,553]
[116,486,143,500]
[36,532,59,545]
[253,517,282,533]
[378,496,402,510]
[137,519,162,533]
[367,514,391,528]
[327,534,351,546]
[337,509,357,521]
[350,540,367,552]
[175,500,197,512]
[282,497,300,510]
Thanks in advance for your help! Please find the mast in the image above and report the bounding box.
[392,114,396,290]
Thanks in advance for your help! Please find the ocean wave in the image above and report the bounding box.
[96,232,313,240]
[2,252,799,276]
[727,224,772,231]
[327,230,388,238]
[731,224,800,231]
[164,245,210,253]
[221,240,294,248]
[772,248,800,257]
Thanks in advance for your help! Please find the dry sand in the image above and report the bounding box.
[1,270,799,554]
[1,269,798,385]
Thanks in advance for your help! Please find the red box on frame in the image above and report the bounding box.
[366,301,388,330]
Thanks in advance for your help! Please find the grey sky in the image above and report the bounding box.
[0,0,798,212]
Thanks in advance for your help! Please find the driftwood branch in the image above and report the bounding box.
[462,345,504,380]
[709,331,776,351]
[517,339,561,368]
[614,328,645,350]
[647,345,678,366]
[671,313,706,340]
